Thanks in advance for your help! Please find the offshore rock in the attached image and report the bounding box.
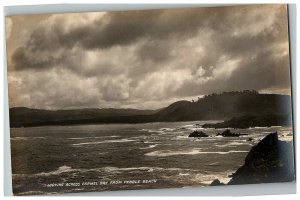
[188,130,209,137]
[216,129,241,137]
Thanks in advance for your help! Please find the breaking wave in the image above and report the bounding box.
[72,138,137,146]
[145,149,248,157]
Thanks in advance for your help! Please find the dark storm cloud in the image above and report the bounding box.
[10,7,229,71]
[11,5,288,72]
[7,5,291,109]
[12,47,64,70]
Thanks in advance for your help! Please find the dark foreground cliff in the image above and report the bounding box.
[211,132,295,186]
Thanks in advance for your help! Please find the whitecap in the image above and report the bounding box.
[143,141,157,144]
[215,141,250,147]
[68,136,119,140]
[102,166,158,173]
[36,165,75,176]
[175,135,188,140]
[140,144,158,149]
[72,138,136,146]
[249,126,269,129]
[158,128,175,131]
[182,124,194,128]
[11,136,45,141]
[101,166,199,173]
[145,149,248,157]
[179,173,190,176]
[139,129,150,132]
[11,137,28,141]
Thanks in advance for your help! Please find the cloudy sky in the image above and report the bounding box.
[6,5,291,110]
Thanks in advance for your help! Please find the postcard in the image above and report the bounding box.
[5,4,295,195]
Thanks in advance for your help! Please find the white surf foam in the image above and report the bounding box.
[36,165,75,176]
[68,136,119,140]
[143,141,157,144]
[215,141,250,147]
[140,144,158,149]
[101,166,199,173]
[11,137,45,141]
[145,149,248,157]
[158,128,175,132]
[179,173,190,176]
[72,138,137,146]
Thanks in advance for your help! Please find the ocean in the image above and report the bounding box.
[10,121,293,195]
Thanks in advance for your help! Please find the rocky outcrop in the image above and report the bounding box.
[188,131,208,137]
[211,132,295,186]
[210,179,225,186]
[216,129,244,137]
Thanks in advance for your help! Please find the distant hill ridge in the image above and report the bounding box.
[154,90,292,121]
[9,107,157,127]
[9,91,292,127]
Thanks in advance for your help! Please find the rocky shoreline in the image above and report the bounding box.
[210,132,295,186]
[188,129,247,137]
[203,114,292,129]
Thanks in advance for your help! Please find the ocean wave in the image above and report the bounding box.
[158,128,175,131]
[11,137,45,141]
[102,166,154,172]
[145,149,248,157]
[36,165,75,176]
[249,126,269,129]
[145,149,202,157]
[101,166,200,173]
[182,124,193,128]
[140,144,158,149]
[139,129,165,134]
[215,141,250,147]
[68,136,119,140]
[72,138,137,146]
[175,135,188,140]
[143,140,157,144]
[179,173,190,176]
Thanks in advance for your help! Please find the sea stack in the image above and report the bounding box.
[188,130,209,137]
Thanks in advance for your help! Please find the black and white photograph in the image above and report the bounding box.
[5,4,295,195]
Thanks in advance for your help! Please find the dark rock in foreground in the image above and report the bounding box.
[203,114,292,129]
[228,132,295,184]
[216,129,243,137]
[211,132,295,186]
[188,131,208,137]
[210,179,225,186]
